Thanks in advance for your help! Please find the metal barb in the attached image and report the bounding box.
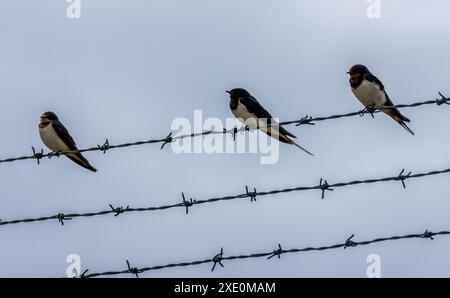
[319,178,333,199]
[436,92,450,106]
[160,132,173,150]
[126,260,139,278]
[344,234,357,249]
[228,127,239,140]
[31,147,44,165]
[231,127,239,141]
[97,139,110,153]
[182,193,196,214]
[79,269,89,278]
[211,248,224,272]
[245,186,258,202]
[109,204,129,216]
[423,229,434,240]
[267,244,283,259]
[295,115,315,126]
[57,213,71,225]
[398,169,412,189]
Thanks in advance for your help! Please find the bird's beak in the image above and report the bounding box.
[226,90,231,94]
[346,71,350,74]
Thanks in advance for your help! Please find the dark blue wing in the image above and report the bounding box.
[364,72,385,91]
[239,96,296,138]
[52,121,78,150]
[238,95,273,119]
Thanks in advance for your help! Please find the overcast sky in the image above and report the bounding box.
[1,0,450,277]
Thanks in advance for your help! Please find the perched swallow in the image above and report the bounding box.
[39,112,97,172]
[226,88,313,156]
[348,64,414,135]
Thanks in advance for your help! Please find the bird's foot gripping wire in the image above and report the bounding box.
[359,105,376,118]
[224,125,255,141]
[48,150,62,159]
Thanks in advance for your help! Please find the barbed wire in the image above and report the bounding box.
[75,229,450,277]
[1,166,449,227]
[0,93,448,165]
[283,92,450,126]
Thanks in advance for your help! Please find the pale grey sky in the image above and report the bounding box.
[0,0,450,277]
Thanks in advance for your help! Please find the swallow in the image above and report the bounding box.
[348,64,414,135]
[39,111,97,172]
[226,88,313,156]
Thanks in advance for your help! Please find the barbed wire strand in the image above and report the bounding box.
[0,93,448,165]
[1,166,449,227]
[77,229,449,278]
[284,92,450,126]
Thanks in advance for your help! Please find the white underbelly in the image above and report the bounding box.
[352,80,387,107]
[232,102,262,128]
[39,125,70,152]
